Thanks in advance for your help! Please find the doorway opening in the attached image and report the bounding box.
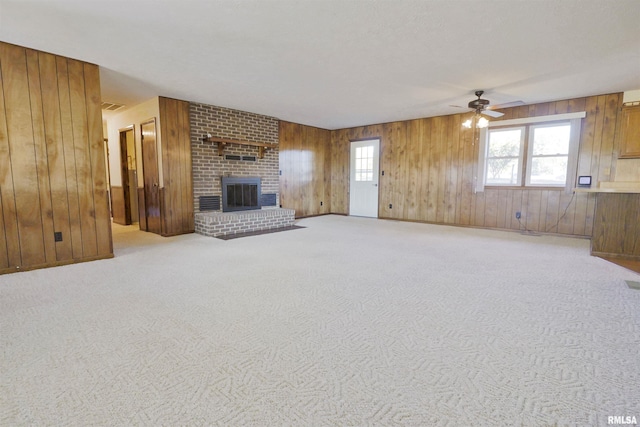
[349,138,380,218]
[118,126,139,225]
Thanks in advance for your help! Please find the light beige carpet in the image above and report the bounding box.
[1,215,639,426]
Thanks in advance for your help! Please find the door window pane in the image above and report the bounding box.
[355,145,374,181]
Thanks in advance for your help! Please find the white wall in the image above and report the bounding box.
[106,97,162,187]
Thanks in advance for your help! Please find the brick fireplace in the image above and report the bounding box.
[190,102,294,237]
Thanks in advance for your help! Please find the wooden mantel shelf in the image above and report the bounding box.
[202,136,276,159]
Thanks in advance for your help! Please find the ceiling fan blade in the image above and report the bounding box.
[491,100,525,109]
[449,104,469,110]
[481,109,504,118]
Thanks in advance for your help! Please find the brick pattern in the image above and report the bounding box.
[190,103,280,213]
[194,208,295,238]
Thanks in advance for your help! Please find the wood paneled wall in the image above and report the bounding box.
[280,93,625,237]
[0,42,112,274]
[330,94,624,236]
[279,122,332,218]
[110,186,126,225]
[158,97,194,236]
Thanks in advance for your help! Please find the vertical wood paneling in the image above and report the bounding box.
[0,43,46,266]
[84,62,112,256]
[435,117,448,223]
[484,189,498,228]
[391,121,407,219]
[291,123,303,215]
[304,127,317,216]
[525,190,542,231]
[446,115,460,224]
[180,100,194,232]
[458,121,473,225]
[584,192,596,236]
[26,49,56,263]
[544,190,560,233]
[0,189,8,269]
[379,125,393,218]
[1,42,112,274]
[418,119,431,221]
[474,191,486,227]
[323,128,332,214]
[504,190,515,230]
[0,57,19,269]
[110,187,126,225]
[599,94,621,182]
[425,118,438,222]
[406,120,422,220]
[496,189,508,229]
[159,97,193,236]
[68,59,98,257]
[279,121,331,218]
[160,97,177,235]
[56,56,84,258]
[38,52,73,261]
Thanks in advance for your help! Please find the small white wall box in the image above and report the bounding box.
[578,176,592,186]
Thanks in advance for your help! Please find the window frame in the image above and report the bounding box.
[476,112,585,194]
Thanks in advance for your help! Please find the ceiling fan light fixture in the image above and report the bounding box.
[461,115,489,129]
[477,116,489,128]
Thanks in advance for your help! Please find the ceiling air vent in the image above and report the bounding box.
[101,101,125,112]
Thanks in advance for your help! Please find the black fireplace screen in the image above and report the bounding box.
[221,177,261,212]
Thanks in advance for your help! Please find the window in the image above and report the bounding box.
[527,123,571,186]
[354,145,374,181]
[485,127,525,186]
[477,112,585,192]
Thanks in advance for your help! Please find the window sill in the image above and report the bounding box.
[484,186,566,191]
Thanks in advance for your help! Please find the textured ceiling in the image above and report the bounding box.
[1,0,639,129]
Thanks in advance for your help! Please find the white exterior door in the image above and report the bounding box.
[350,139,380,217]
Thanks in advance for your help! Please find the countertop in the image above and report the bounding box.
[574,182,640,193]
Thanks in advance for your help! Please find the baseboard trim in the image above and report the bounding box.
[0,253,114,276]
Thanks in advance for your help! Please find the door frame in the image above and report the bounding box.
[118,125,135,225]
[349,137,381,218]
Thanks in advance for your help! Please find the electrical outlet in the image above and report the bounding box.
[320,201,323,206]
[515,211,521,219]
[389,204,393,209]
[54,231,63,242]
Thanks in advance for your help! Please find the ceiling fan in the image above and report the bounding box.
[452,90,505,118]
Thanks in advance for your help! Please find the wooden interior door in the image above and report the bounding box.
[119,128,132,225]
[140,119,161,234]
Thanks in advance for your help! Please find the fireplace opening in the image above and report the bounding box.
[222,177,261,212]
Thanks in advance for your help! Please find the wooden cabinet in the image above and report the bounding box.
[591,192,640,261]
[617,105,640,158]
